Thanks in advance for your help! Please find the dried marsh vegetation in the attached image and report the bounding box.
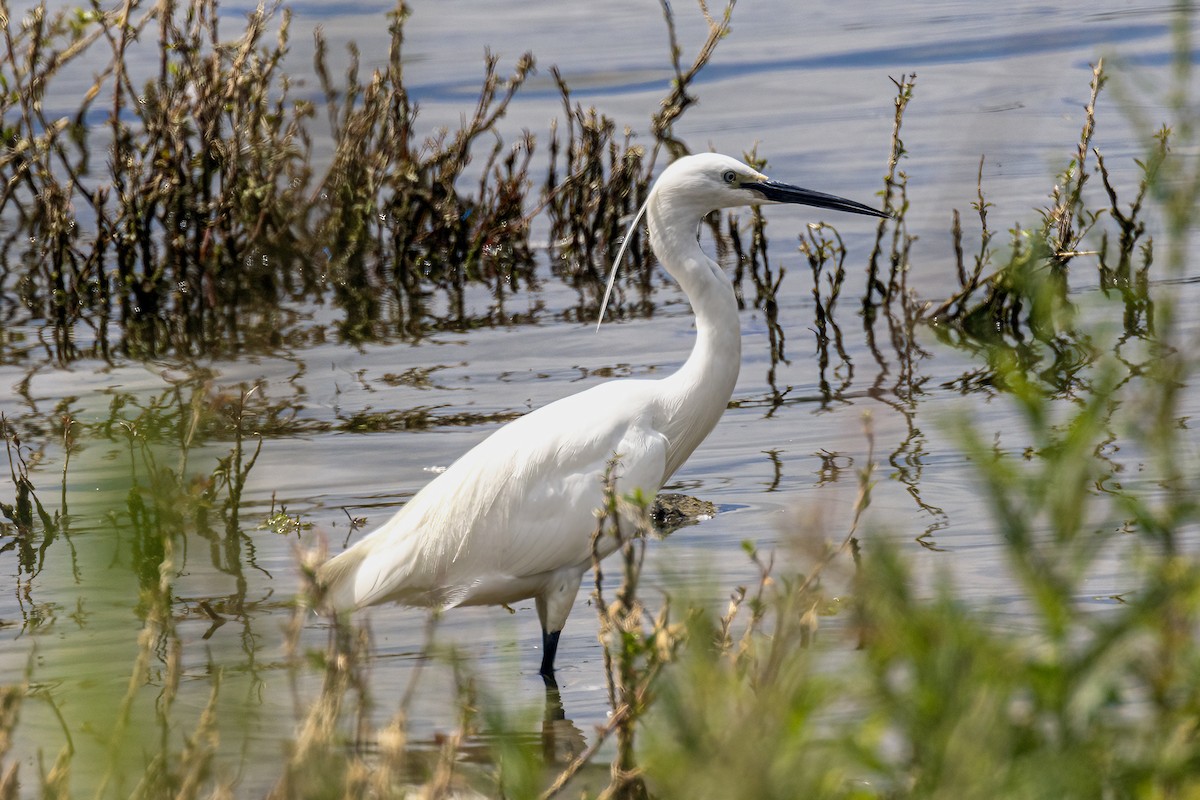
[0,0,736,357]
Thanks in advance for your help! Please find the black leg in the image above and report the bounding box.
[539,628,561,686]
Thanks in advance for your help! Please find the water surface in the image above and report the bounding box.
[1,0,1195,794]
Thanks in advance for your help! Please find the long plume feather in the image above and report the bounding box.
[595,194,651,331]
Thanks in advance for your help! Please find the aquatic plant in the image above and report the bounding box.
[0,0,737,360]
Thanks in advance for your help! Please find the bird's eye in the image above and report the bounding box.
[722,170,737,185]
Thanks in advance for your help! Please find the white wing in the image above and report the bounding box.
[319,379,669,611]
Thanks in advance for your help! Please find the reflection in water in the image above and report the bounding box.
[283,608,593,795]
[0,380,289,793]
[0,162,1171,798]
[739,208,791,416]
[761,448,784,492]
[541,684,587,765]
[802,222,855,412]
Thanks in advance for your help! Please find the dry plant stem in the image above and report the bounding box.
[0,2,120,214]
[271,618,372,798]
[541,0,741,321]
[606,543,651,800]
[970,155,994,288]
[550,469,657,800]
[930,156,993,320]
[1051,59,1106,265]
[1,0,740,355]
[652,0,736,161]
[592,519,620,710]
[928,62,1109,335]
[732,547,775,661]
[758,415,875,686]
[539,687,663,800]
[864,73,915,311]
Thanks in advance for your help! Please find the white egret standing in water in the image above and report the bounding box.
[318,152,887,683]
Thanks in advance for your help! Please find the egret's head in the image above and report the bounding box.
[597,152,888,330]
[655,152,889,218]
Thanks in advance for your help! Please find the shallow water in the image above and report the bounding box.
[1,0,1197,794]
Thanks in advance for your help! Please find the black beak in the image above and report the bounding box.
[747,179,890,219]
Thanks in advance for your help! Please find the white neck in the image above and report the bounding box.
[647,191,742,479]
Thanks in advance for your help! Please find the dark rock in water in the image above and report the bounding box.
[651,493,717,534]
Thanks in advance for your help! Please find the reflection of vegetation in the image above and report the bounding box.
[0,418,60,572]
[1,379,264,608]
[802,223,852,407]
[0,378,275,795]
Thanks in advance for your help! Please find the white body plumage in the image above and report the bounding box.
[317,152,886,680]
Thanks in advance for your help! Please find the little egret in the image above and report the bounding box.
[318,152,887,682]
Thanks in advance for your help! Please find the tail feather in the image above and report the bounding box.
[316,546,370,613]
